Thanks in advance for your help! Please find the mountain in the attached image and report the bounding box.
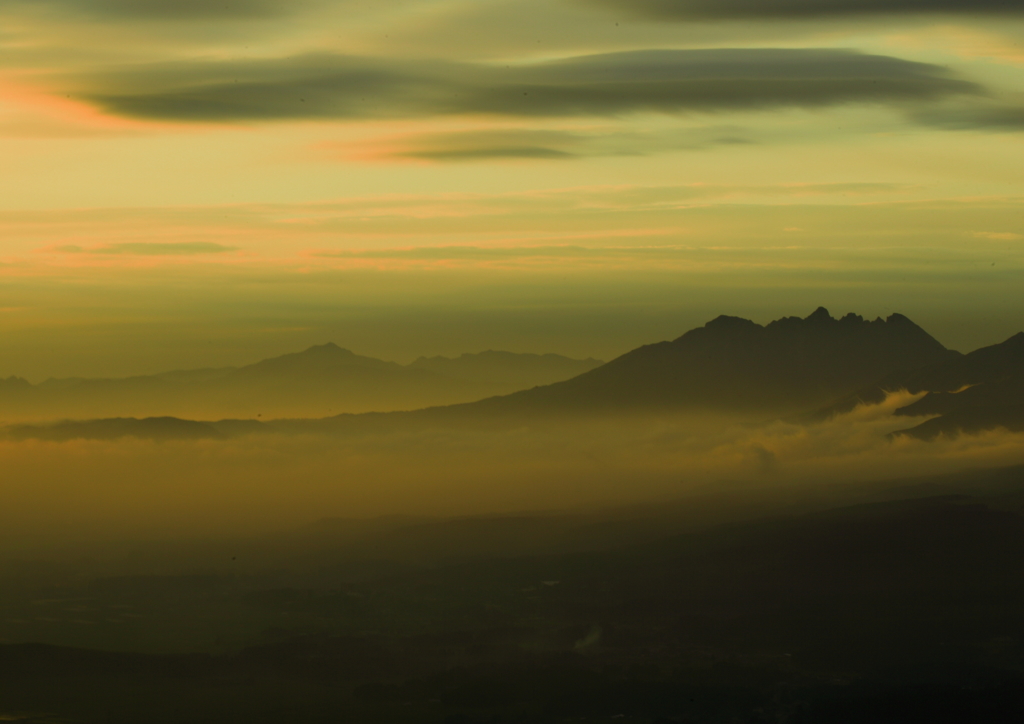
[2,308,985,441]
[0,376,32,398]
[818,332,1024,439]
[0,345,603,423]
[449,307,957,416]
[253,307,961,437]
[6,417,228,443]
[897,405,1024,440]
[408,350,604,391]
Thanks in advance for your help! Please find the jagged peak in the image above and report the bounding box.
[875,314,947,349]
[677,308,950,354]
[672,314,760,343]
[805,306,833,322]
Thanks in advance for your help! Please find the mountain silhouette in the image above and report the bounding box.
[5,309,1000,441]
[0,346,603,422]
[456,307,956,415]
[232,343,403,377]
[886,333,1024,439]
[896,405,1024,440]
[813,331,1024,438]
[258,307,961,438]
[7,417,227,442]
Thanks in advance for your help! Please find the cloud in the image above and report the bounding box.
[345,126,755,162]
[50,242,238,256]
[911,104,1024,131]
[586,0,1024,21]
[386,130,581,161]
[0,0,310,21]
[75,49,980,123]
[406,146,572,161]
[308,245,672,261]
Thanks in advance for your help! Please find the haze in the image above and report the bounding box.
[2,4,1024,722]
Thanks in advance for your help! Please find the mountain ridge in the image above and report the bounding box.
[457,306,957,415]
[809,328,1024,438]
[0,346,605,423]
[8,308,1022,442]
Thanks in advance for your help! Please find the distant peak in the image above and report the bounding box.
[705,315,759,330]
[306,342,349,353]
[805,307,833,322]
[675,314,761,343]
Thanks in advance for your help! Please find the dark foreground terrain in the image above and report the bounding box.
[3,465,1024,723]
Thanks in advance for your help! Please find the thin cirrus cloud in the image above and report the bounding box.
[0,0,310,20]
[357,126,753,162]
[586,0,1024,20]
[392,130,581,161]
[77,48,980,123]
[307,246,677,261]
[50,243,238,256]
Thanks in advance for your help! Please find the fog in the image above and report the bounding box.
[2,392,1021,555]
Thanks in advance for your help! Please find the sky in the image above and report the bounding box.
[2,0,1023,379]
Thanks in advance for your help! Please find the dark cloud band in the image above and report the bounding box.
[912,104,1024,131]
[79,49,979,122]
[587,0,1022,20]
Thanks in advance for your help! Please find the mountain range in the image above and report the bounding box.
[0,346,603,423]
[469,306,958,414]
[6,308,1024,442]
[281,306,961,435]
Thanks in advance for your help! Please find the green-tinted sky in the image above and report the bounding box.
[1,0,1023,378]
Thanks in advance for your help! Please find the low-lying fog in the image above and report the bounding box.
[2,392,1022,556]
